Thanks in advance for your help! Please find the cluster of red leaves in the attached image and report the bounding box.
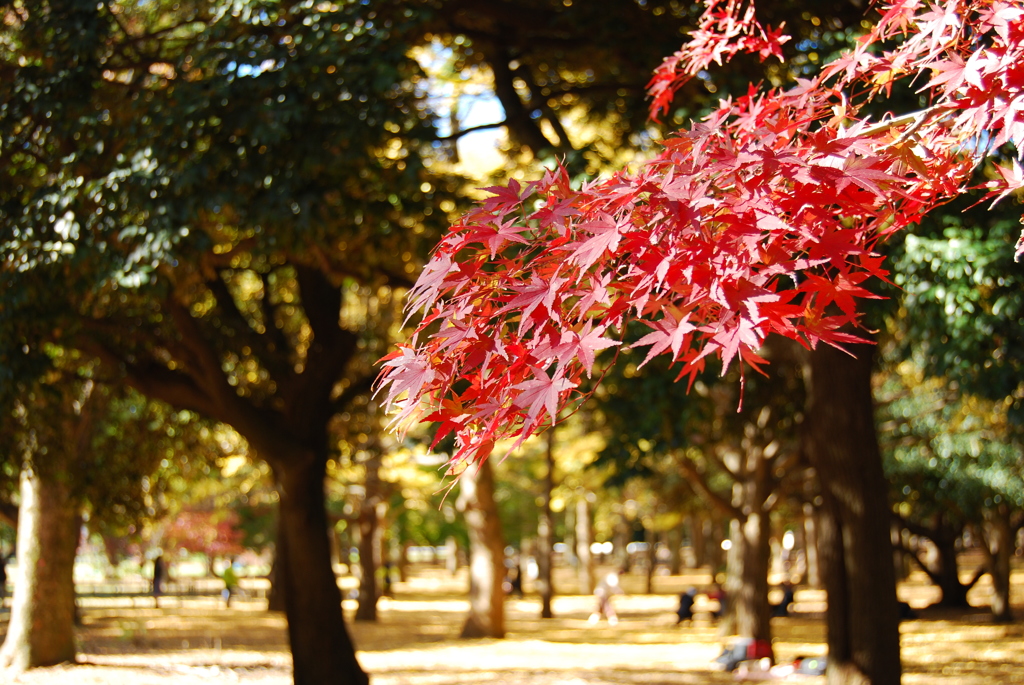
[378,0,1024,470]
[648,0,790,122]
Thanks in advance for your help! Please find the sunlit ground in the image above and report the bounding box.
[2,558,1023,684]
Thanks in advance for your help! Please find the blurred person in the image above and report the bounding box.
[676,587,697,624]
[221,560,240,608]
[152,554,166,608]
[770,581,794,617]
[589,571,624,625]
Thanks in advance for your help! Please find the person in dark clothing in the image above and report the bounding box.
[152,555,166,608]
[676,587,697,624]
[770,581,794,617]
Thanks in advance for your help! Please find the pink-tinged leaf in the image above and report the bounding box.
[631,311,697,368]
[572,321,621,376]
[699,311,765,374]
[987,158,1024,206]
[406,252,454,319]
[512,370,578,429]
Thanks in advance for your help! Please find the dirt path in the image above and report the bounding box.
[2,566,1022,684]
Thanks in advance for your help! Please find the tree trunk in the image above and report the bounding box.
[457,459,506,638]
[356,452,386,622]
[275,456,368,685]
[575,494,595,595]
[0,467,80,671]
[735,508,772,644]
[932,521,970,608]
[985,505,1013,623]
[355,500,382,621]
[667,525,683,574]
[803,502,821,588]
[613,516,631,571]
[803,343,901,685]
[267,517,287,613]
[689,514,706,569]
[707,515,726,573]
[537,431,555,618]
[643,526,656,594]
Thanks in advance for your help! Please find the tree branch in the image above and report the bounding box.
[208,270,293,387]
[435,120,508,142]
[898,541,941,586]
[673,451,739,519]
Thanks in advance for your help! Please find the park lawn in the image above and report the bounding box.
[1,564,1023,684]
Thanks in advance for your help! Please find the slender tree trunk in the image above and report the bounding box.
[458,459,506,638]
[644,526,656,594]
[803,502,821,588]
[985,505,1013,623]
[355,500,382,621]
[734,508,772,644]
[0,467,80,671]
[575,494,595,595]
[275,455,367,685]
[803,343,901,685]
[356,452,386,622]
[667,525,683,574]
[537,430,555,618]
[613,515,631,571]
[690,513,706,569]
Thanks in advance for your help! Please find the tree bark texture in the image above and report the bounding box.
[575,495,595,595]
[458,458,506,638]
[735,508,772,644]
[537,430,555,618]
[275,456,367,685]
[931,520,971,608]
[803,343,901,685]
[0,468,80,671]
[803,502,821,588]
[356,452,386,622]
[267,518,287,613]
[984,505,1013,622]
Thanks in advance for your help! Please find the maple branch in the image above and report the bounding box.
[434,121,508,142]
[854,105,953,143]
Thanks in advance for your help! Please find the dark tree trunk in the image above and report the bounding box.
[0,468,80,671]
[537,430,555,618]
[267,517,287,613]
[458,459,506,638]
[803,343,901,685]
[275,455,367,685]
[900,516,976,606]
[985,505,1013,623]
[932,522,970,608]
[575,494,595,595]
